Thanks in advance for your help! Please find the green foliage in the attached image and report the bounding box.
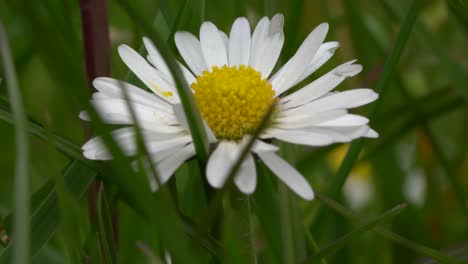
[0,0,467,263]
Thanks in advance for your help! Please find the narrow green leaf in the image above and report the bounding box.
[0,105,101,173]
[315,192,465,264]
[328,0,424,199]
[0,161,97,261]
[446,0,468,35]
[194,104,277,239]
[223,192,255,264]
[96,186,118,264]
[252,162,283,263]
[135,241,165,264]
[0,104,223,260]
[0,21,30,264]
[303,204,407,263]
[382,0,468,101]
[117,0,211,163]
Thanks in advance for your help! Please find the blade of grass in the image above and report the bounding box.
[395,76,467,214]
[315,192,465,264]
[44,117,82,264]
[81,92,203,263]
[304,229,327,264]
[117,0,210,163]
[446,0,468,35]
[0,21,30,264]
[0,161,97,261]
[0,105,223,259]
[0,107,103,173]
[382,0,468,101]
[327,0,424,200]
[97,186,118,264]
[364,96,464,161]
[193,104,277,241]
[252,162,283,263]
[313,0,425,235]
[278,184,296,263]
[303,204,407,263]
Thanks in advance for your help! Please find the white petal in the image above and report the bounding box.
[82,136,111,160]
[229,17,251,66]
[175,31,208,75]
[219,30,229,52]
[155,143,196,184]
[249,14,284,79]
[314,114,369,127]
[82,98,178,127]
[143,37,172,77]
[251,140,279,153]
[270,23,329,96]
[283,89,379,115]
[82,127,191,160]
[293,41,340,86]
[275,109,348,129]
[143,37,197,85]
[263,129,334,146]
[364,128,379,138]
[234,153,256,194]
[257,152,314,200]
[118,45,179,103]
[206,141,236,188]
[172,103,217,143]
[142,144,195,191]
[306,126,372,142]
[281,60,362,108]
[92,77,172,113]
[200,22,228,68]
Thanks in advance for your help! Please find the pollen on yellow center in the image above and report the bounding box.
[191,65,276,140]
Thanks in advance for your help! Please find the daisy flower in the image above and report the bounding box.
[81,14,378,200]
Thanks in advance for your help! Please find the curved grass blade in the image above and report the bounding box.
[326,0,425,199]
[0,21,30,264]
[97,186,118,264]
[446,0,468,35]
[0,99,223,261]
[382,0,468,100]
[315,192,465,264]
[303,204,407,263]
[194,104,277,240]
[0,104,100,172]
[0,161,97,261]
[252,162,283,263]
[117,0,210,163]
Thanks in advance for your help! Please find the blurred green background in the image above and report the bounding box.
[1,0,468,263]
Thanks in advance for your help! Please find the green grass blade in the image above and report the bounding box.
[446,0,468,34]
[327,0,425,199]
[0,106,102,172]
[315,192,465,264]
[117,0,210,163]
[97,186,118,264]
[303,204,407,263]
[0,21,30,264]
[0,103,223,260]
[382,0,468,101]
[0,161,97,261]
[223,192,255,264]
[194,104,276,240]
[252,162,283,263]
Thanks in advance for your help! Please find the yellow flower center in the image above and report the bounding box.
[192,65,276,140]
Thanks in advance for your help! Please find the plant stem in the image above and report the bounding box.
[0,21,30,264]
[230,191,256,263]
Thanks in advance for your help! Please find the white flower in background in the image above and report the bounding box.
[81,14,379,200]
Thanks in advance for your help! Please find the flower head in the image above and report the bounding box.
[81,14,378,200]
